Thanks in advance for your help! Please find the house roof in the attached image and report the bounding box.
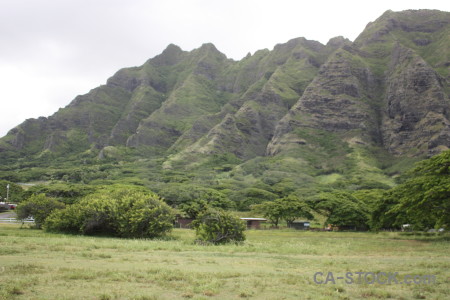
[240,218,267,221]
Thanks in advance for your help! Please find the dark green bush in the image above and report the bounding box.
[194,209,246,245]
[16,194,65,228]
[45,188,174,238]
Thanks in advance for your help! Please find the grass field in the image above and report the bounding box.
[0,224,449,300]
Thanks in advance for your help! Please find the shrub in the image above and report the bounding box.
[44,205,84,234]
[45,188,174,238]
[194,209,246,245]
[115,193,174,238]
[16,194,65,228]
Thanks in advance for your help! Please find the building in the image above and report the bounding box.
[289,221,310,230]
[174,215,194,228]
[240,218,267,229]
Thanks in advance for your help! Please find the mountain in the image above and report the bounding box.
[0,9,449,197]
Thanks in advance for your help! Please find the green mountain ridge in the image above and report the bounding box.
[0,9,449,198]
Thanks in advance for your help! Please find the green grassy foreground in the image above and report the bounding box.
[0,225,449,300]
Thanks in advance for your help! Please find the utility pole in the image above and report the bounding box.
[6,184,10,203]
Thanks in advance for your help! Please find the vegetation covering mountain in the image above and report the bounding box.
[0,9,449,213]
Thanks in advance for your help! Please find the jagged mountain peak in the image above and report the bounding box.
[326,36,351,48]
[0,9,448,186]
[355,9,450,47]
[150,43,185,66]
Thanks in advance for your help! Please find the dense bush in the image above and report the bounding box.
[45,188,174,238]
[193,209,246,245]
[16,194,65,228]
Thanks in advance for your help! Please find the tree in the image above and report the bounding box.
[278,195,314,227]
[193,209,246,245]
[230,188,278,211]
[312,191,369,230]
[180,199,209,219]
[252,201,284,228]
[252,195,313,228]
[370,188,408,230]
[375,150,450,230]
[158,184,234,209]
[16,194,65,228]
[23,183,97,204]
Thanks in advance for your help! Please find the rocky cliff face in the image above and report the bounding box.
[381,44,449,155]
[0,9,448,177]
[266,46,379,156]
[267,9,449,161]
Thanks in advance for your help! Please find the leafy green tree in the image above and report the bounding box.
[271,178,298,197]
[193,209,246,245]
[370,189,408,230]
[252,201,284,228]
[179,199,209,219]
[16,194,65,228]
[24,183,97,204]
[252,195,314,227]
[278,195,314,227]
[230,187,278,211]
[312,191,369,230]
[158,184,234,209]
[374,150,450,230]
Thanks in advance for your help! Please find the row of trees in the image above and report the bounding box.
[17,186,174,238]
[16,184,246,244]
[253,150,450,231]
[13,150,450,238]
[371,150,450,230]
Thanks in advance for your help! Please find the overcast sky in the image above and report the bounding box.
[0,0,449,137]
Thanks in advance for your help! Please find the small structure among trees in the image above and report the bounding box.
[240,217,267,229]
[251,195,313,228]
[174,214,194,228]
[289,221,310,230]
